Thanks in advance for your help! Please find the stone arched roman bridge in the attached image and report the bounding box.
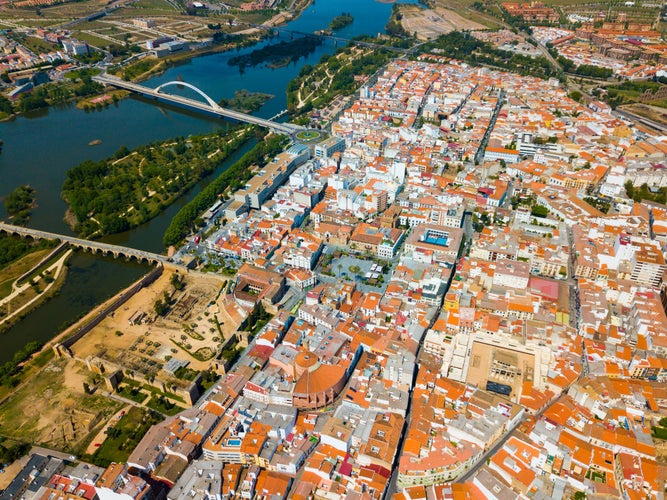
[0,222,167,265]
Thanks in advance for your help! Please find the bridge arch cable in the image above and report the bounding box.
[154,81,222,110]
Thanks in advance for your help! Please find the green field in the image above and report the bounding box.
[89,406,162,467]
[8,34,61,55]
[146,395,185,416]
[0,249,51,300]
[72,32,118,50]
[125,0,178,11]
[602,81,667,109]
[117,384,149,404]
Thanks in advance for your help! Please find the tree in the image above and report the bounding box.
[0,442,30,463]
[624,181,635,200]
[0,94,12,113]
[531,205,548,218]
[569,90,583,102]
[154,299,168,316]
[171,273,185,291]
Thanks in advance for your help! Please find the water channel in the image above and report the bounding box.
[0,0,413,362]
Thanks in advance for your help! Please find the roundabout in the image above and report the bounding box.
[295,129,323,142]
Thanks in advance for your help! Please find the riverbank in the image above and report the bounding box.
[0,0,405,372]
[0,249,72,334]
[0,262,228,453]
[0,3,308,120]
[62,126,256,239]
[76,89,129,111]
[0,261,158,405]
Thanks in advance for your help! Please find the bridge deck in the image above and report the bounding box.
[0,222,167,264]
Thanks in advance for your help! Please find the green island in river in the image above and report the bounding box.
[329,13,354,31]
[218,89,274,114]
[61,126,256,238]
[4,185,36,227]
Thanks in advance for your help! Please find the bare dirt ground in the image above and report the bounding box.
[400,4,486,40]
[0,358,121,451]
[620,103,667,129]
[0,268,232,456]
[70,269,228,373]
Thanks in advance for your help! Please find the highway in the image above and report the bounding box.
[93,74,304,135]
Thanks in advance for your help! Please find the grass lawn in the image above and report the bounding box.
[585,469,606,483]
[65,67,101,80]
[16,249,66,287]
[174,366,199,381]
[140,383,186,403]
[117,384,148,404]
[653,426,667,440]
[0,249,50,300]
[90,406,162,467]
[295,130,322,141]
[146,395,185,416]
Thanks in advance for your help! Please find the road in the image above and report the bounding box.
[455,399,553,484]
[534,39,561,73]
[475,89,505,164]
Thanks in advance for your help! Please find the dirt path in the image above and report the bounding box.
[84,404,132,455]
[0,249,72,328]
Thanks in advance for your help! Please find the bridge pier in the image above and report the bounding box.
[0,222,169,268]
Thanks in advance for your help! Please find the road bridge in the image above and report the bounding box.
[94,74,304,135]
[0,222,167,265]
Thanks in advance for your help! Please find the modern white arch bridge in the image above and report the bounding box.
[93,74,304,135]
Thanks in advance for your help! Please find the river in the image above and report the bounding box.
[0,0,412,362]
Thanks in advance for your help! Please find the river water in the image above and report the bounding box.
[0,0,412,362]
